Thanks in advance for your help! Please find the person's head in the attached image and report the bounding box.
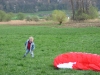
[29,36,34,43]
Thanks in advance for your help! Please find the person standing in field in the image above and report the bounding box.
[23,36,35,58]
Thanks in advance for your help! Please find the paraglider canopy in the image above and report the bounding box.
[53,52,100,71]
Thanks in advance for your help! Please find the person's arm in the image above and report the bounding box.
[30,43,35,51]
[25,40,28,50]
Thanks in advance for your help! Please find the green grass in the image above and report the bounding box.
[24,11,53,19]
[25,10,71,18]
[0,25,100,75]
[12,10,71,20]
[12,11,53,20]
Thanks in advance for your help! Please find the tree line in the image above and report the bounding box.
[0,0,100,13]
[70,0,99,20]
[0,0,70,13]
[0,0,99,23]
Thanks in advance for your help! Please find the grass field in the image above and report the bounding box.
[0,25,100,75]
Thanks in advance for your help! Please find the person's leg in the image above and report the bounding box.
[23,49,30,57]
[30,51,34,57]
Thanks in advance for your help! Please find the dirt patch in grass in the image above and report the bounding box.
[64,22,100,28]
[62,19,100,27]
[0,20,41,25]
[0,19,100,27]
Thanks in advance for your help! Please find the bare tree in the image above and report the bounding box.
[70,0,75,19]
[48,0,50,3]
[81,0,85,12]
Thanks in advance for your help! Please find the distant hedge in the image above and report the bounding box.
[0,10,13,22]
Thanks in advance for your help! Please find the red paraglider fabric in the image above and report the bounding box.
[53,52,100,71]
